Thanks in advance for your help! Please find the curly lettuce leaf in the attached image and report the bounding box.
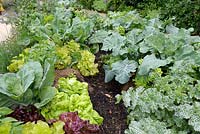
[41,77,103,125]
[75,50,99,76]
[22,120,52,134]
[59,112,100,134]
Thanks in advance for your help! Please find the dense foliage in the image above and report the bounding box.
[0,60,56,108]
[59,112,100,134]
[41,77,103,125]
[1,0,200,133]
[7,105,45,123]
[77,0,200,35]
[136,0,200,35]
[8,40,99,76]
[112,12,200,134]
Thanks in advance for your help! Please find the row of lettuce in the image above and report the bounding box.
[1,0,200,133]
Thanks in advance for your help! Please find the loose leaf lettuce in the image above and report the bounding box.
[59,112,100,134]
[75,50,99,76]
[0,117,23,134]
[22,120,52,134]
[41,77,103,125]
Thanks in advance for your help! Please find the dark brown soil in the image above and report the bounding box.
[84,52,128,134]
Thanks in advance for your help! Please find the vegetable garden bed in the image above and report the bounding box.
[0,0,200,134]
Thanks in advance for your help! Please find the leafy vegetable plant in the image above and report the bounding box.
[41,77,103,125]
[0,60,56,108]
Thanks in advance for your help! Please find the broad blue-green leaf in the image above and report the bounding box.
[139,41,152,54]
[103,65,115,83]
[111,58,138,84]
[0,94,23,107]
[21,88,33,104]
[145,33,166,54]
[18,61,43,90]
[148,18,163,29]
[138,54,171,75]
[21,61,43,89]
[0,73,23,99]
[102,32,126,56]
[166,25,179,34]
[17,65,35,93]
[107,11,144,29]
[174,45,194,61]
[89,30,111,44]
[127,29,142,46]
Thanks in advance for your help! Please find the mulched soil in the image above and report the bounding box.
[84,52,128,134]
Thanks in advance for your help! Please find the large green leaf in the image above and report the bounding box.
[138,54,171,75]
[0,94,26,107]
[70,17,95,43]
[16,64,35,93]
[105,59,138,84]
[0,73,23,99]
[34,86,56,108]
[16,61,43,90]
[39,59,55,89]
[0,60,55,108]
[89,30,111,44]
[145,34,166,54]
[127,29,142,46]
[0,107,13,117]
[103,65,115,83]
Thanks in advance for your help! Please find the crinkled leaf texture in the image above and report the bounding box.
[0,117,23,134]
[102,32,127,56]
[104,58,138,84]
[41,77,103,125]
[125,118,171,134]
[59,112,100,134]
[22,120,52,134]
